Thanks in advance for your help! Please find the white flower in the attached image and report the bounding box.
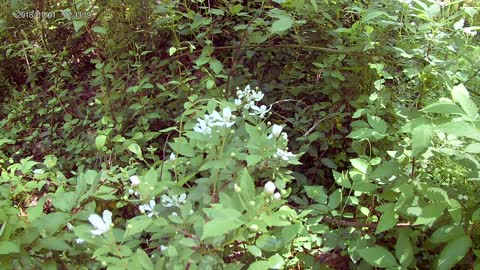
[264,181,276,195]
[66,223,74,231]
[270,124,283,138]
[281,132,288,140]
[139,200,157,217]
[252,90,264,102]
[222,107,232,121]
[464,28,477,36]
[130,175,140,186]
[33,169,45,175]
[75,238,85,244]
[234,99,242,106]
[276,148,296,161]
[88,210,113,235]
[160,245,168,251]
[458,194,468,201]
[273,192,282,200]
[161,193,187,208]
[169,153,176,161]
[250,104,271,118]
[193,118,212,135]
[171,212,178,216]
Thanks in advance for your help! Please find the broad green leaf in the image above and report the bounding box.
[256,235,283,252]
[0,241,20,254]
[435,235,471,270]
[206,79,215,89]
[124,216,153,238]
[359,246,399,268]
[202,205,245,239]
[421,101,464,115]
[95,134,107,150]
[351,182,378,193]
[304,186,327,204]
[310,0,318,13]
[239,168,255,202]
[367,115,387,133]
[36,237,71,251]
[270,15,293,34]
[412,124,434,157]
[245,155,263,166]
[452,84,478,120]
[321,158,337,169]
[350,158,371,174]
[73,20,85,32]
[169,142,195,157]
[248,253,284,270]
[280,224,301,244]
[413,203,446,227]
[376,203,397,234]
[333,170,351,188]
[465,143,480,153]
[371,160,400,180]
[247,245,262,257]
[92,26,107,34]
[199,160,228,171]
[136,249,154,270]
[429,225,465,244]
[328,189,342,209]
[128,143,143,159]
[209,58,223,74]
[436,121,480,140]
[395,230,414,267]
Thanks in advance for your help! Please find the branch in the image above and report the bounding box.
[322,216,411,229]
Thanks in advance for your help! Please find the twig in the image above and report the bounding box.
[304,115,335,137]
[322,216,411,229]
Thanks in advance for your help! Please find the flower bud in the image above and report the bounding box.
[271,124,283,138]
[264,181,276,195]
[234,184,241,192]
[273,192,281,200]
[130,175,140,186]
[248,200,255,206]
[248,224,259,232]
[169,153,176,161]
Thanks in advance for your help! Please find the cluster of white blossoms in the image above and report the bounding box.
[193,107,235,135]
[234,85,271,118]
[264,181,282,200]
[161,193,187,208]
[139,199,158,217]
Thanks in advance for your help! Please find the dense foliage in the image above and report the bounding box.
[1,0,480,269]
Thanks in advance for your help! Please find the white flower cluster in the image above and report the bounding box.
[161,193,187,208]
[88,210,114,235]
[234,85,271,118]
[139,199,158,217]
[193,107,235,135]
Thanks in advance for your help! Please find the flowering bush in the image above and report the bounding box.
[51,86,304,269]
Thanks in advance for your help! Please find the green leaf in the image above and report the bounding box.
[73,20,85,32]
[371,160,400,180]
[413,203,446,227]
[328,189,342,209]
[309,0,318,12]
[451,84,478,120]
[0,241,20,254]
[395,230,414,267]
[36,237,71,251]
[270,15,293,34]
[367,115,387,133]
[95,134,107,150]
[465,143,480,153]
[92,26,107,34]
[435,235,471,270]
[124,216,153,238]
[256,234,283,252]
[169,142,195,157]
[375,203,397,234]
[136,249,154,270]
[429,225,466,244]
[333,170,351,188]
[128,143,143,159]
[247,245,262,257]
[245,155,263,166]
[239,168,255,202]
[421,101,464,115]
[206,79,215,89]
[351,158,371,174]
[209,58,223,74]
[359,246,399,268]
[202,205,245,240]
[412,124,434,157]
[304,186,327,204]
[436,120,480,140]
